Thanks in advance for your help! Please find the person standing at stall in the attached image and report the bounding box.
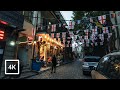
[51,55,57,73]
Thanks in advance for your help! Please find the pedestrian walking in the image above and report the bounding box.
[51,55,57,73]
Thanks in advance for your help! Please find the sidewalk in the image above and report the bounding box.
[1,60,74,79]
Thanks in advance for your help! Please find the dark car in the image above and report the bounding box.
[82,56,101,75]
[91,51,120,79]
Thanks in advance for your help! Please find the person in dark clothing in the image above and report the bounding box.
[51,55,57,73]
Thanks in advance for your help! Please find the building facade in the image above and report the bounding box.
[0,11,24,77]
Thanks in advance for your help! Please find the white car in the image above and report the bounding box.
[82,56,101,75]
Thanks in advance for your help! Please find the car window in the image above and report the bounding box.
[106,55,120,79]
[84,56,101,62]
[96,55,110,77]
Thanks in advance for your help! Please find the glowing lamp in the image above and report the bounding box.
[10,41,15,46]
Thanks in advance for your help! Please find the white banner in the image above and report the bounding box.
[69,21,75,29]
[62,32,66,38]
[56,33,60,38]
[98,15,106,24]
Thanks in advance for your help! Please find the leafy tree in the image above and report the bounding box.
[72,11,110,56]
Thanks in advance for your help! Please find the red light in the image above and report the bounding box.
[0,30,4,40]
[0,37,3,39]
[0,20,8,25]
[0,34,4,36]
[0,30,4,33]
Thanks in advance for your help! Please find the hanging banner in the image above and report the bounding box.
[102,27,109,33]
[85,39,90,43]
[56,33,60,38]
[84,29,88,33]
[112,25,116,30]
[32,28,36,38]
[90,18,93,23]
[66,44,69,47]
[98,15,106,24]
[69,21,75,29]
[74,35,78,40]
[59,23,62,27]
[91,43,94,46]
[51,24,56,32]
[67,37,71,40]
[58,38,60,41]
[92,27,98,35]
[62,32,66,38]
[69,31,74,35]
[51,33,54,38]
[99,34,104,41]
[81,39,84,44]
[84,36,88,40]
[67,41,70,44]
[63,38,66,44]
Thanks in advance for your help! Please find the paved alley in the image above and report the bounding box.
[28,59,91,79]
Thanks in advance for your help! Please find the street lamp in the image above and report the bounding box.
[10,41,15,46]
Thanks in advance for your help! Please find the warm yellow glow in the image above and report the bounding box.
[44,35,47,38]
[47,37,49,41]
[52,39,54,42]
[34,41,36,44]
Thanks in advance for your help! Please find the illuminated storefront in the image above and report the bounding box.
[36,33,64,62]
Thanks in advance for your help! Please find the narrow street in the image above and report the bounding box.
[28,59,91,79]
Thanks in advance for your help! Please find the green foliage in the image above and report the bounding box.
[72,11,109,35]
[72,11,110,55]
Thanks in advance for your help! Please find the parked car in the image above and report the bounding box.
[91,51,120,79]
[82,56,101,75]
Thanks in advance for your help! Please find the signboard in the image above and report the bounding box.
[0,30,4,40]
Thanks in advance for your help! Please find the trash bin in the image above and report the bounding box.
[31,59,42,71]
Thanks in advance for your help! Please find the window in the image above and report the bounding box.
[84,56,100,62]
[96,55,110,77]
[106,55,120,79]
[96,55,120,79]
